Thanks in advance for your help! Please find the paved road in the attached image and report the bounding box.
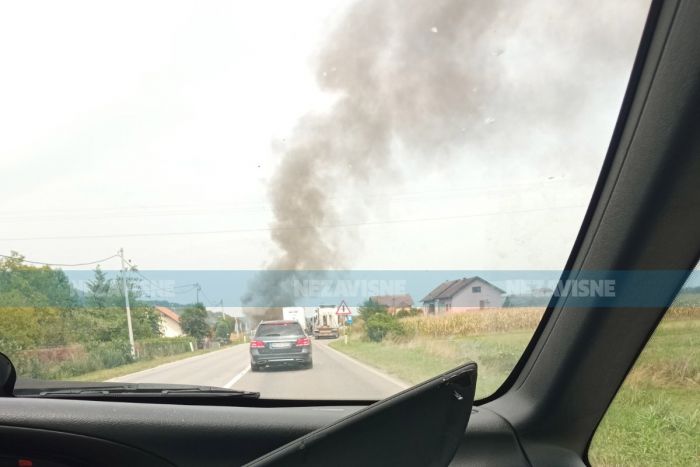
[111,339,408,399]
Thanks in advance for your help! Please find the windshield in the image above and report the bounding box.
[1,0,650,400]
[256,323,304,338]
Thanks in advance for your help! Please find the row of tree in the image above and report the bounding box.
[0,252,160,352]
[178,303,240,344]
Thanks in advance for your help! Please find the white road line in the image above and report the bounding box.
[108,345,242,382]
[224,365,251,388]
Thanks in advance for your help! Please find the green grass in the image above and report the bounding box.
[67,345,233,382]
[589,387,699,466]
[588,318,699,466]
[330,317,699,466]
[330,339,455,386]
[330,331,533,398]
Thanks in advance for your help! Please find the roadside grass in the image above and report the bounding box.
[589,387,699,466]
[332,307,544,398]
[589,318,699,466]
[67,345,236,382]
[330,331,533,398]
[330,311,699,466]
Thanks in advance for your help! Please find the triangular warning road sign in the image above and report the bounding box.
[336,300,352,315]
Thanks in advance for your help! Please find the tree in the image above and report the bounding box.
[113,266,161,339]
[180,303,210,341]
[395,307,423,319]
[365,313,403,342]
[86,265,112,309]
[72,265,161,343]
[0,252,77,348]
[0,251,77,309]
[358,299,388,322]
[215,318,232,341]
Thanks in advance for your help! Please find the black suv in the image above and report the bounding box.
[249,320,313,371]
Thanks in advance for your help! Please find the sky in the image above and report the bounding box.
[0,0,651,271]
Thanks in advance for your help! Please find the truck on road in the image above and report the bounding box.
[313,305,340,339]
[282,307,307,333]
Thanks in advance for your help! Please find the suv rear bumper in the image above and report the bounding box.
[250,349,312,367]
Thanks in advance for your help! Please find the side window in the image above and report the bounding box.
[588,268,700,466]
[472,286,481,293]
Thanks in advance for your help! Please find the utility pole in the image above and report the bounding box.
[195,283,201,304]
[118,248,136,358]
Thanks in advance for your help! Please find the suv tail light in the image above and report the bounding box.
[295,337,311,346]
[250,340,265,348]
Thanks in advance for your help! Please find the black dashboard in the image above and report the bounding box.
[0,398,531,466]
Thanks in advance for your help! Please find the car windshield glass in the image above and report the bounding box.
[1,0,650,400]
[257,324,304,338]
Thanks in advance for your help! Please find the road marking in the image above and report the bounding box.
[224,365,251,388]
[108,345,243,382]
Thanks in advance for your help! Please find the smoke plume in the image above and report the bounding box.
[242,0,647,312]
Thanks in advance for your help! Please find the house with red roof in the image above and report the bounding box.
[369,294,414,315]
[155,306,184,337]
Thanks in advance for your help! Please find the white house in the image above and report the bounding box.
[421,277,506,315]
[155,306,184,337]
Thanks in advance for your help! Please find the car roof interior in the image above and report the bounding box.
[1,0,699,465]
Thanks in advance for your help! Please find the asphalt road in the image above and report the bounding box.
[111,339,408,399]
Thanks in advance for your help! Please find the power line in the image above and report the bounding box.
[0,177,571,221]
[0,204,586,242]
[0,249,203,298]
[198,287,217,307]
[124,262,199,296]
[0,253,119,267]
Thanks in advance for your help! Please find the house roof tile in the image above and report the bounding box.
[155,306,180,323]
[369,295,414,308]
[421,276,505,302]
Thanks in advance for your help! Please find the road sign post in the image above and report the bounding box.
[336,301,352,345]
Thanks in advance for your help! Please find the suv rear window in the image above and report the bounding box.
[256,323,304,337]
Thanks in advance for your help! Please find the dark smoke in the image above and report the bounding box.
[267,0,509,270]
[242,0,647,313]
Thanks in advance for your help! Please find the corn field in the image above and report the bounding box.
[666,306,700,319]
[400,308,545,337]
[398,305,699,339]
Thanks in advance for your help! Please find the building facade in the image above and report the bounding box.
[422,277,506,315]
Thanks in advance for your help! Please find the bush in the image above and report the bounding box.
[11,340,134,380]
[366,313,404,342]
[180,304,210,341]
[359,299,389,321]
[215,319,232,341]
[136,336,196,359]
[87,340,134,368]
[395,308,423,319]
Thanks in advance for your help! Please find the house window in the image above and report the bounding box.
[472,286,481,293]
